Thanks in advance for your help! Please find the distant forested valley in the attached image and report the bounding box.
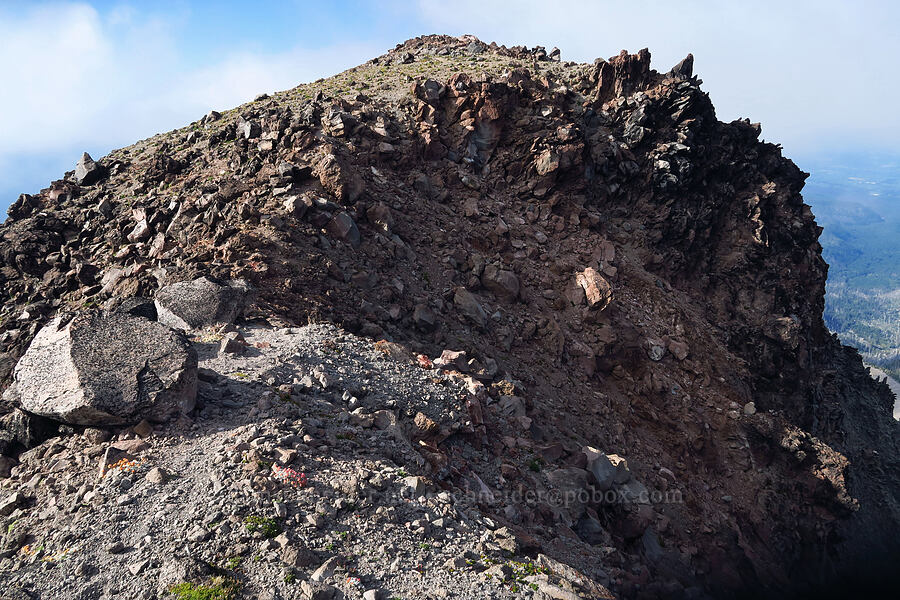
[801,151,900,382]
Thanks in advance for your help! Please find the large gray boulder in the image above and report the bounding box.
[5,311,197,426]
[154,276,253,330]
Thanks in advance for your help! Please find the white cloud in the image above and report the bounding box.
[0,2,379,199]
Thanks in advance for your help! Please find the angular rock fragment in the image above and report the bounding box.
[412,303,437,332]
[667,339,689,360]
[646,338,666,361]
[583,446,631,491]
[366,202,393,234]
[453,287,487,328]
[311,556,340,582]
[481,264,519,301]
[74,152,104,186]
[326,211,361,248]
[155,276,254,330]
[219,331,246,355]
[576,267,612,310]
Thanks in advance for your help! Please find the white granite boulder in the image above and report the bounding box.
[6,311,197,425]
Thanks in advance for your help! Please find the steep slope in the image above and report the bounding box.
[0,35,898,599]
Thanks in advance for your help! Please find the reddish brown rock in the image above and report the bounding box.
[575,268,612,310]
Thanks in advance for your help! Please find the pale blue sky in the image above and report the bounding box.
[1,0,899,210]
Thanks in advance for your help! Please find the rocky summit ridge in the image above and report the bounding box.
[0,34,898,599]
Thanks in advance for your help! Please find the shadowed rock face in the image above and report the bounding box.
[0,34,897,598]
[154,276,254,330]
[7,311,197,425]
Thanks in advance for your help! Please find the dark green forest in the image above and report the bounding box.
[803,151,900,382]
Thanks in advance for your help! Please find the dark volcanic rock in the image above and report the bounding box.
[4,311,197,425]
[0,409,58,456]
[154,276,254,330]
[74,152,104,186]
[112,296,158,321]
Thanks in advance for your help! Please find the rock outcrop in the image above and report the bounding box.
[5,311,197,425]
[74,152,105,186]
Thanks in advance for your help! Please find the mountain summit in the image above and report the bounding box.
[0,35,897,599]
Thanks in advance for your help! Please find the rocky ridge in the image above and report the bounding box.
[0,34,898,599]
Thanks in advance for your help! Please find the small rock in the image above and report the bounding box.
[281,544,317,568]
[481,264,519,301]
[311,556,340,582]
[576,268,612,310]
[145,467,169,484]
[453,287,487,328]
[276,448,297,465]
[132,419,154,438]
[219,331,246,355]
[326,212,361,248]
[155,276,254,330]
[366,202,393,234]
[668,339,689,361]
[402,475,427,497]
[647,338,666,361]
[302,582,338,600]
[187,525,209,542]
[306,513,325,528]
[128,559,149,575]
[583,447,631,490]
[283,195,308,218]
[0,492,24,516]
[535,149,560,176]
[412,303,437,332]
[106,541,125,554]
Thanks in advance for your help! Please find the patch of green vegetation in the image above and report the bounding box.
[169,576,239,600]
[527,456,544,472]
[224,556,241,570]
[243,515,281,538]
